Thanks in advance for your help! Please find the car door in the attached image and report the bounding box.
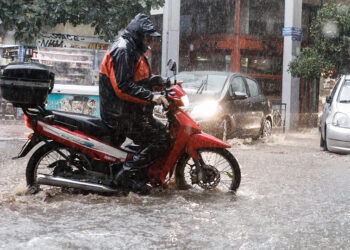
[227,76,250,136]
[244,77,265,135]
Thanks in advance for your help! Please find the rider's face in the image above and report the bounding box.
[143,35,153,48]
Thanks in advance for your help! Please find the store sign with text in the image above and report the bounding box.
[37,33,110,50]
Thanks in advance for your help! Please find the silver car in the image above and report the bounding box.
[320,75,350,154]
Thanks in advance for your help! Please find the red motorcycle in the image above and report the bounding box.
[1,61,241,195]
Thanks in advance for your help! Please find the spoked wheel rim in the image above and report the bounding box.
[179,149,240,192]
[32,148,71,192]
[28,144,90,193]
[262,119,272,137]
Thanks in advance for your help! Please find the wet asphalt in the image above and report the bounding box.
[0,123,349,249]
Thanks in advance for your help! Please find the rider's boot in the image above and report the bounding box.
[113,169,151,195]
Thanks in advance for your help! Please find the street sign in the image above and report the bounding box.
[282,27,302,41]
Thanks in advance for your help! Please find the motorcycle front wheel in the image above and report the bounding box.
[175,148,241,193]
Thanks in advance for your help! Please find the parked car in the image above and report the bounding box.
[320,75,350,154]
[170,71,273,140]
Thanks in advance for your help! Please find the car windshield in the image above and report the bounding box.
[175,72,228,93]
[338,80,350,103]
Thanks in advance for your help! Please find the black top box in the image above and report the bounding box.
[0,63,54,107]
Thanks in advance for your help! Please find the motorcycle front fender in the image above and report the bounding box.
[186,132,231,160]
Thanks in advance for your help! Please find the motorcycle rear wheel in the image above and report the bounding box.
[175,148,241,193]
[26,142,90,194]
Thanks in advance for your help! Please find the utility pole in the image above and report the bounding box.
[161,0,181,77]
[282,0,303,130]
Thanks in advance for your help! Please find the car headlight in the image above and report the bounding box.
[190,100,221,119]
[332,112,350,128]
[181,95,189,107]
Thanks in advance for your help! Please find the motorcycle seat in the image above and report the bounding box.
[49,111,112,138]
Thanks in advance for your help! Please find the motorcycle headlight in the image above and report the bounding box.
[332,112,350,128]
[191,100,221,119]
[181,95,190,107]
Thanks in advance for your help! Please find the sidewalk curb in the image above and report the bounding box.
[0,120,25,125]
[0,137,27,141]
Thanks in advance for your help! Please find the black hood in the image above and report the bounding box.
[122,13,160,52]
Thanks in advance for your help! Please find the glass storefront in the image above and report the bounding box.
[178,0,285,100]
[150,14,163,75]
[179,0,235,72]
[177,0,320,102]
[240,0,284,37]
[181,0,235,35]
[36,47,105,86]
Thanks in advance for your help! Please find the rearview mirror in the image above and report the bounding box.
[167,59,177,75]
[232,91,248,100]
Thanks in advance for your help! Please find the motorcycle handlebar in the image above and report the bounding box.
[154,85,175,98]
[148,75,171,88]
[152,85,176,110]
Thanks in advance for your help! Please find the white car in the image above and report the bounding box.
[320,75,350,154]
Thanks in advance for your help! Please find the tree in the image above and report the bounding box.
[0,0,164,44]
[289,3,350,81]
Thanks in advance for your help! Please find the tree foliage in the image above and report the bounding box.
[289,3,350,81]
[0,0,164,44]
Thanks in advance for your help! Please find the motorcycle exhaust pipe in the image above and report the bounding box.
[36,174,119,194]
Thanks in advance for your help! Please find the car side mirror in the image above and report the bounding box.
[232,91,248,100]
[326,95,332,104]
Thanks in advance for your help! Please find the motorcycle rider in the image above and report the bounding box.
[99,13,171,195]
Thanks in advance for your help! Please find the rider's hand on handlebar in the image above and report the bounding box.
[152,94,169,109]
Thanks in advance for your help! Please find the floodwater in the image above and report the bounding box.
[0,130,350,249]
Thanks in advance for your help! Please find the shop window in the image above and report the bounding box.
[179,50,231,72]
[240,53,282,75]
[181,15,193,35]
[149,15,163,75]
[240,0,284,38]
[36,47,105,86]
[258,78,282,100]
[180,0,235,36]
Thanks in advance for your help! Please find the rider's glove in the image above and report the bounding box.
[152,95,169,109]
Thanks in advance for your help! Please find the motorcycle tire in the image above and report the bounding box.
[26,142,89,194]
[175,148,241,193]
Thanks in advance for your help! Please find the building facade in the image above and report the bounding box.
[153,0,349,128]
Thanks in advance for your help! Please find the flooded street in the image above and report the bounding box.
[2,0,350,248]
[0,126,350,249]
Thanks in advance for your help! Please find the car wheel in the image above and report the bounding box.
[320,132,325,147]
[262,118,272,138]
[323,126,328,151]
